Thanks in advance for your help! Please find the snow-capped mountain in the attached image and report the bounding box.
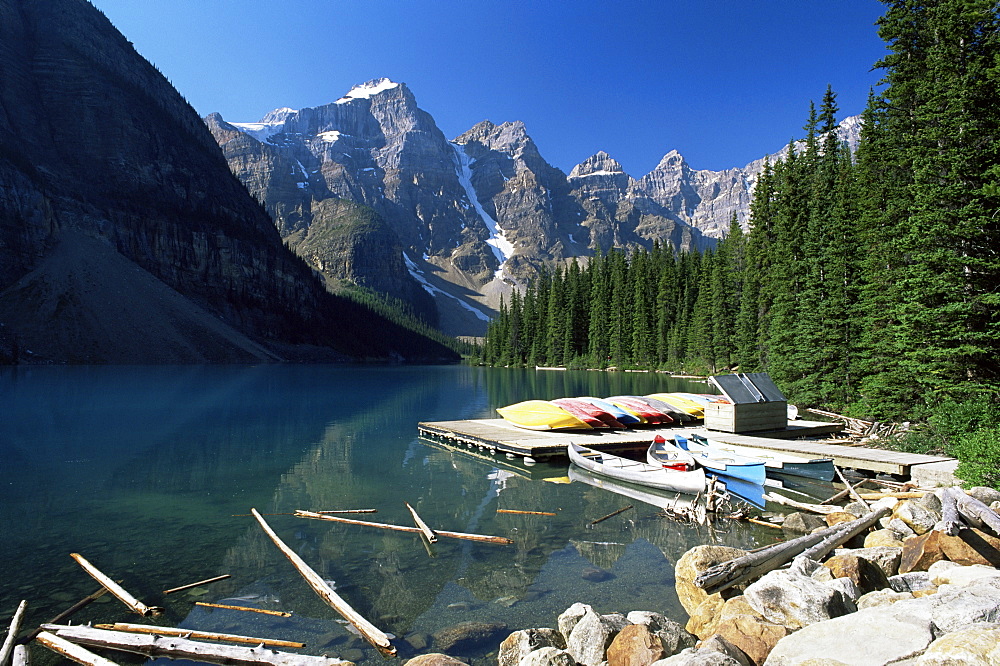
[206,79,861,336]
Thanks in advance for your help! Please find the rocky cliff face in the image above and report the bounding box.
[212,79,861,337]
[0,0,456,363]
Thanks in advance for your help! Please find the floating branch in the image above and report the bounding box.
[497,509,557,516]
[295,510,514,545]
[34,631,120,666]
[195,603,291,618]
[251,509,396,656]
[41,625,348,666]
[762,493,840,515]
[589,505,633,526]
[1,600,27,666]
[163,574,231,595]
[69,554,163,617]
[95,623,304,649]
[405,503,437,543]
[232,510,376,517]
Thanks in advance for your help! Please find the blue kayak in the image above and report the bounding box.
[674,433,767,485]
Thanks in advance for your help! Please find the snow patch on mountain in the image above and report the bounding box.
[451,142,514,277]
[336,78,400,104]
[229,121,284,144]
[404,253,491,322]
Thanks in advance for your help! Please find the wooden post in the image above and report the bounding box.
[295,510,514,544]
[405,503,437,543]
[34,631,120,666]
[94,623,305,649]
[41,625,346,666]
[163,574,231,595]
[69,554,162,617]
[251,509,395,656]
[1,600,27,666]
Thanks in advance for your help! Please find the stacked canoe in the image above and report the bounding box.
[496,393,726,431]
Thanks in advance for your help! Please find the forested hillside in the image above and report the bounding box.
[481,0,1000,432]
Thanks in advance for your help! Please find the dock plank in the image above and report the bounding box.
[417,418,954,478]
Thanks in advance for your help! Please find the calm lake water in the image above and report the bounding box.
[0,364,794,665]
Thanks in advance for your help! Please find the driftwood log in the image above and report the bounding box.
[937,487,963,536]
[1,600,27,666]
[94,623,304,649]
[21,587,111,645]
[954,490,1000,534]
[834,466,869,509]
[69,554,162,617]
[34,631,120,666]
[695,505,892,594]
[497,509,557,516]
[405,503,437,543]
[762,493,840,515]
[194,603,291,617]
[589,505,633,526]
[41,625,348,666]
[251,509,396,656]
[10,645,26,666]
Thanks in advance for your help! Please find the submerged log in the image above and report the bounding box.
[34,631,119,666]
[94,623,304,649]
[21,587,111,645]
[589,505,633,526]
[41,625,347,666]
[405,503,437,543]
[762,493,840,515]
[1,600,27,666]
[69,554,162,617]
[194,603,291,618]
[497,509,557,516]
[251,509,395,656]
[295,510,514,544]
[163,574,231,595]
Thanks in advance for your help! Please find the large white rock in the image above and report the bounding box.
[517,647,576,666]
[744,560,855,630]
[927,560,1000,587]
[565,606,630,666]
[763,606,935,665]
[625,611,696,656]
[911,622,1000,665]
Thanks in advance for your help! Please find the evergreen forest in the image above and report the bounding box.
[478,0,1000,484]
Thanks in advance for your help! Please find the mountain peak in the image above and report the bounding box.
[569,151,628,179]
[653,149,686,170]
[260,107,296,124]
[335,78,403,104]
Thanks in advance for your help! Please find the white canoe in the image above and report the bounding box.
[567,442,706,495]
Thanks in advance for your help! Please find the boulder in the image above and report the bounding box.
[626,611,696,656]
[911,622,1000,665]
[822,512,855,528]
[899,530,948,573]
[743,559,855,630]
[968,486,1000,506]
[822,553,891,594]
[675,546,748,615]
[887,517,917,540]
[888,571,936,593]
[565,606,630,666]
[686,594,726,639]
[915,575,1000,632]
[914,491,942,514]
[927,560,1000,587]
[761,605,935,666]
[781,513,825,534]
[557,603,591,641]
[843,501,871,518]
[404,654,468,666]
[606,623,665,666]
[855,589,914,609]
[938,528,1000,566]
[697,635,753,666]
[499,629,566,666]
[713,602,789,666]
[518,647,577,666]
[821,577,861,606]
[432,621,508,653]
[837,546,903,578]
[895,500,940,535]
[863,529,904,548]
[650,648,744,665]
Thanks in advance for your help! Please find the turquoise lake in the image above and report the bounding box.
[0,365,790,665]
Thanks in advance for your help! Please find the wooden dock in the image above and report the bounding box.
[416,418,954,478]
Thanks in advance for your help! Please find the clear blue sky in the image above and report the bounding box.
[89,0,888,176]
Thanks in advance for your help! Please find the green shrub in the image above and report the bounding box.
[952,426,1000,490]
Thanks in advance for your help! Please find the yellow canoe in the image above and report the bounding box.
[647,393,705,419]
[497,400,593,431]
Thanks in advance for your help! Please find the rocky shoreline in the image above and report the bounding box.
[405,486,1000,666]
